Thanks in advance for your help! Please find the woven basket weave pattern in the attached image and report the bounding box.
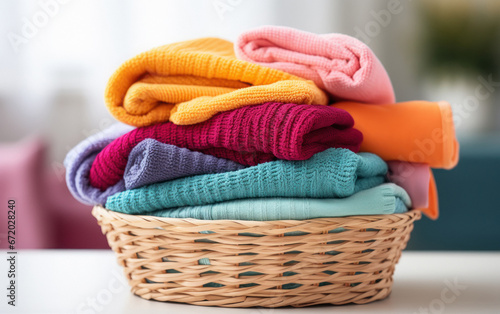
[93,206,420,307]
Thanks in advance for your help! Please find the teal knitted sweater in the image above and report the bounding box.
[105,148,387,214]
[147,183,410,220]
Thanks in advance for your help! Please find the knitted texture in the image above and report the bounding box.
[235,26,395,104]
[147,183,410,220]
[64,125,246,205]
[105,37,328,127]
[90,103,363,190]
[64,124,134,205]
[333,100,458,220]
[105,148,388,214]
[334,101,459,169]
[125,139,245,190]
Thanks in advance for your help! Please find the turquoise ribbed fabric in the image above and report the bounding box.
[147,183,410,220]
[105,148,387,214]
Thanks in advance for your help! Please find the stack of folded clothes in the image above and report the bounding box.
[65,26,459,221]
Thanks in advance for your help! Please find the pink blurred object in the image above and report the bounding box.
[387,161,431,209]
[0,137,108,249]
[235,26,395,104]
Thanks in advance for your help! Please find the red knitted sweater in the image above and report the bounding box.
[89,103,362,190]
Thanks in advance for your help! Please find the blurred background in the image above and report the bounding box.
[0,0,499,250]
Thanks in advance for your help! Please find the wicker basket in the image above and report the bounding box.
[92,205,420,308]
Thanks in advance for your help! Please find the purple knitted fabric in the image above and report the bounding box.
[64,125,246,205]
[124,139,246,190]
[64,123,134,205]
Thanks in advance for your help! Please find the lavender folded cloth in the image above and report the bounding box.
[64,123,134,205]
[64,126,245,205]
[124,139,245,190]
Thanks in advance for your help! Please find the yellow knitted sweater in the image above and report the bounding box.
[105,38,328,126]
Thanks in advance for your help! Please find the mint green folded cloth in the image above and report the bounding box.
[105,148,387,214]
[146,183,410,220]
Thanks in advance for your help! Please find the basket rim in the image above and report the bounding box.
[92,205,422,226]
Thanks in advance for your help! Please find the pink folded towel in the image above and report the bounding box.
[235,26,395,104]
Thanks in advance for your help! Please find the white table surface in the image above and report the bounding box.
[1,250,499,314]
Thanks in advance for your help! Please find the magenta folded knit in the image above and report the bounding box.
[89,102,362,190]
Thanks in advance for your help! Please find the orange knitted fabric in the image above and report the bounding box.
[105,38,328,127]
[332,101,459,219]
[333,100,459,220]
[334,101,459,169]
[427,170,439,220]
